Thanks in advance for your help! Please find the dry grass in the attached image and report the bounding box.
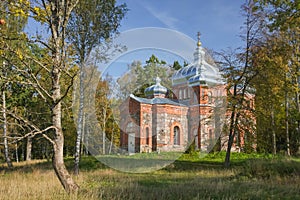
[0,171,65,199]
[0,155,300,200]
[0,161,69,200]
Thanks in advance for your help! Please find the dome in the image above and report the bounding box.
[172,34,224,87]
[145,77,168,98]
[188,73,207,87]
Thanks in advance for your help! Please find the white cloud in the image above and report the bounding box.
[140,2,179,29]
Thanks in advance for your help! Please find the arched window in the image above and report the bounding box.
[179,90,182,99]
[194,92,198,103]
[173,126,180,145]
[208,91,213,104]
[146,127,150,145]
[193,129,199,149]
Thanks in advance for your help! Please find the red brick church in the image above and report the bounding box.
[120,34,227,154]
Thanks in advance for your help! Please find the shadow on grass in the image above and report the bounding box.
[79,167,300,200]
[0,159,53,173]
[2,152,299,176]
[79,154,300,199]
[79,153,227,173]
[0,155,225,175]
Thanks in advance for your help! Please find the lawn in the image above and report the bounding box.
[0,152,299,200]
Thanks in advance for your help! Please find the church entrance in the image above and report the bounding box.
[173,126,180,145]
[128,133,135,154]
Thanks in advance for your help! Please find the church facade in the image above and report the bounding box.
[120,35,227,154]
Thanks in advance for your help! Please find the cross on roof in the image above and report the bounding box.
[197,32,202,47]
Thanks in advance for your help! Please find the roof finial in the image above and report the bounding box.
[155,76,161,85]
[197,32,202,47]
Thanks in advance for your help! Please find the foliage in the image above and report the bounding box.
[95,74,120,154]
[252,0,300,154]
[172,60,183,70]
[117,54,176,99]
[66,0,127,63]
[241,157,300,179]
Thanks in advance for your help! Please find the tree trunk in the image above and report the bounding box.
[52,99,79,193]
[52,63,79,193]
[2,90,13,168]
[15,142,19,163]
[52,138,79,194]
[109,125,115,154]
[271,110,276,155]
[22,141,25,161]
[102,108,106,155]
[74,67,85,176]
[85,115,89,155]
[295,78,300,154]
[285,91,290,156]
[80,114,85,155]
[26,136,32,161]
[224,108,237,168]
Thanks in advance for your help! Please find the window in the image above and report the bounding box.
[194,92,198,103]
[179,90,183,99]
[173,126,180,145]
[208,92,213,104]
[146,127,150,145]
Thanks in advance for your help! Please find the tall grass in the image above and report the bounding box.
[0,162,69,200]
[0,153,299,199]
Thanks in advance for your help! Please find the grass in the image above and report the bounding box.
[0,152,300,199]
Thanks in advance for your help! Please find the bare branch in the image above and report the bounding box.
[6,126,56,145]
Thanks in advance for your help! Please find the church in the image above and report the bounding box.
[120,34,227,154]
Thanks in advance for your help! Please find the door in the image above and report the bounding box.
[128,133,135,154]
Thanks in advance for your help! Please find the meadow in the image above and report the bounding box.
[0,152,300,200]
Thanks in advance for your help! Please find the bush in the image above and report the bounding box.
[240,158,300,179]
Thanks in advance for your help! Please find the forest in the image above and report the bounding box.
[0,0,299,198]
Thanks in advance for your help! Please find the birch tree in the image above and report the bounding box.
[1,0,80,193]
[66,0,127,176]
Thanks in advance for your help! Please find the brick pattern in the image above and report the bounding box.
[120,81,254,153]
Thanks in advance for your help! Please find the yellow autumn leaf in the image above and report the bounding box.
[33,7,41,15]
[24,0,30,7]
[33,6,48,23]
[16,49,23,60]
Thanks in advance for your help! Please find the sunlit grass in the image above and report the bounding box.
[0,165,69,200]
[0,152,300,199]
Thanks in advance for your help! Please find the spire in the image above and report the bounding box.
[197,32,202,47]
[194,31,205,65]
[155,76,161,85]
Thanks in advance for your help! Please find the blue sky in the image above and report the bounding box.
[117,0,245,52]
[101,1,246,78]
[24,1,246,79]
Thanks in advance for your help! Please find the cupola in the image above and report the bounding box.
[145,77,168,99]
